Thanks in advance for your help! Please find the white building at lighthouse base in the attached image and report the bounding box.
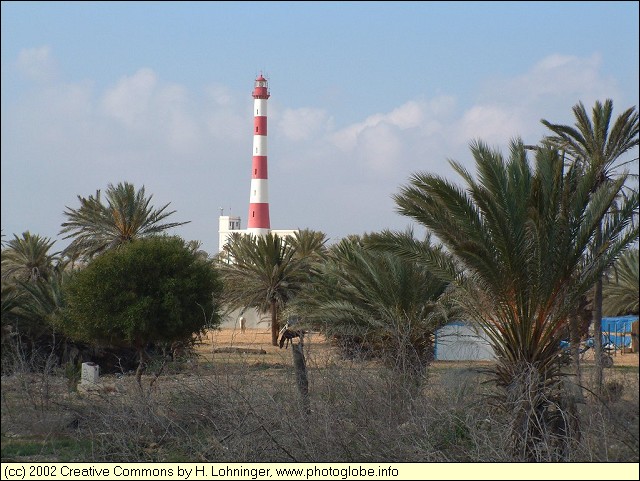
[218,215,298,254]
[217,214,298,330]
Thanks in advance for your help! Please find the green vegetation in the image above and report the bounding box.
[60,181,189,262]
[1,435,91,462]
[59,236,223,385]
[541,99,639,393]
[1,232,66,369]
[290,233,451,380]
[1,232,60,283]
[603,248,639,316]
[218,231,325,346]
[393,138,637,459]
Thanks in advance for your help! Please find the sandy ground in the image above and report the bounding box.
[203,326,281,349]
[199,328,639,367]
[577,345,639,367]
[197,327,339,367]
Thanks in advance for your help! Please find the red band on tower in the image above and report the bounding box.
[254,116,267,135]
[252,156,268,179]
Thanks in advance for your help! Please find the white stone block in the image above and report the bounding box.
[81,362,100,384]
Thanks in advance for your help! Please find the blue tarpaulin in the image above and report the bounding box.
[600,315,638,348]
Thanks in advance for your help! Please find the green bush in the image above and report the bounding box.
[59,236,223,381]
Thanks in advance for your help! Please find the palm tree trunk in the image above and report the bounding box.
[592,223,604,396]
[291,333,310,414]
[270,299,279,346]
[592,276,604,395]
[569,313,583,397]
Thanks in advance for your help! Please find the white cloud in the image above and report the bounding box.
[155,84,200,153]
[324,97,459,178]
[387,101,424,129]
[356,123,403,174]
[330,97,457,153]
[205,84,235,106]
[330,100,423,152]
[99,69,208,154]
[450,53,622,149]
[316,51,625,183]
[456,105,525,145]
[16,45,57,82]
[330,113,383,152]
[427,95,457,117]
[204,109,246,143]
[505,53,618,102]
[278,107,331,142]
[101,68,158,128]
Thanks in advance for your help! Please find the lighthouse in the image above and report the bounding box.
[247,74,271,236]
[217,74,297,254]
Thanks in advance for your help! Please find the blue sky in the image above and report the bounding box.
[2,1,639,254]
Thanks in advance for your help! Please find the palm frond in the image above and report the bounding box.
[60,182,189,260]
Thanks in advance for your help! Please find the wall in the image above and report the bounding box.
[434,321,495,361]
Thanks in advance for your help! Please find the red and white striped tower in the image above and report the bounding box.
[247,74,271,236]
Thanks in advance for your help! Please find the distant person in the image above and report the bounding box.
[240,315,246,334]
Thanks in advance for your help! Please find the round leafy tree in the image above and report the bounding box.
[60,236,222,383]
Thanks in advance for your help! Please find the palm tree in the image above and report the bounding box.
[12,270,69,354]
[541,99,639,392]
[1,232,59,283]
[59,182,189,261]
[1,233,68,362]
[17,270,68,326]
[603,248,639,316]
[291,233,451,379]
[1,282,24,346]
[185,240,210,261]
[218,233,310,346]
[286,228,329,260]
[393,139,638,460]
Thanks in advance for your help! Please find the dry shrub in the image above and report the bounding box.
[2,346,638,463]
[577,369,639,461]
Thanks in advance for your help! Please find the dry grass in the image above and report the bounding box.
[2,328,638,463]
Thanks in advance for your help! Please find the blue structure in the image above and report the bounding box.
[600,315,638,348]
